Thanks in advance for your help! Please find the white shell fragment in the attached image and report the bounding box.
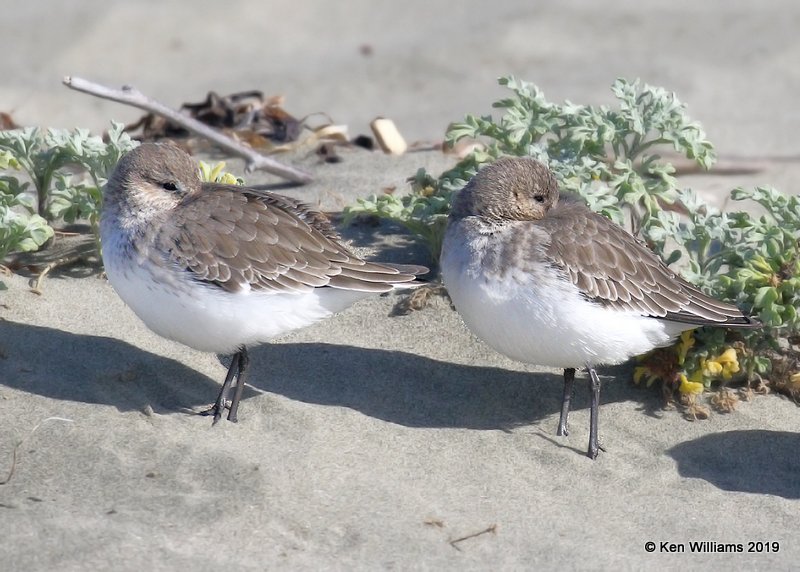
[370,117,407,155]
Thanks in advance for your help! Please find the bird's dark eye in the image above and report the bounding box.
[533,195,545,203]
[162,182,178,192]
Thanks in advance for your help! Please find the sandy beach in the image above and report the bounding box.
[1,1,799,570]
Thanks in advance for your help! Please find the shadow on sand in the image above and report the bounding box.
[0,322,658,433]
[668,430,800,499]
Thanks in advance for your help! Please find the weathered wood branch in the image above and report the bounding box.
[62,76,313,183]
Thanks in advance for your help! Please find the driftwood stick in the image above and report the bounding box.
[62,76,313,184]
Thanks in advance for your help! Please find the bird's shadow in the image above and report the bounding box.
[0,322,654,432]
[668,430,800,499]
[246,343,650,430]
[0,322,219,415]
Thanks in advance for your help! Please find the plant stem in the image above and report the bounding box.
[628,132,642,159]
[628,138,668,161]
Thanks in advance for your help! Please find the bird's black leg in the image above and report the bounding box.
[557,367,575,437]
[586,366,606,460]
[201,349,242,425]
[227,346,250,423]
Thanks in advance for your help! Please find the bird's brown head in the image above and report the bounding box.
[105,142,201,217]
[450,156,559,222]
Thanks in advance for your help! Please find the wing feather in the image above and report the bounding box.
[157,184,425,293]
[537,195,757,327]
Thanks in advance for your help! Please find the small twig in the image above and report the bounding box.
[28,258,62,294]
[0,417,74,485]
[423,517,445,528]
[18,234,98,294]
[62,76,313,184]
[449,523,498,551]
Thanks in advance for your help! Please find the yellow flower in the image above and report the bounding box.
[700,347,741,380]
[216,172,242,185]
[716,348,738,365]
[702,359,723,377]
[716,348,740,380]
[679,373,704,394]
[676,330,695,365]
[198,161,242,185]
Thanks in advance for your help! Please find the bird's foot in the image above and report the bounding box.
[226,404,241,424]
[587,441,607,460]
[197,400,231,425]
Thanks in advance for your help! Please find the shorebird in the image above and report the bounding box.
[101,142,427,423]
[440,156,759,459]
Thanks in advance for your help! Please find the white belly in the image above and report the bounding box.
[102,232,367,354]
[441,226,687,368]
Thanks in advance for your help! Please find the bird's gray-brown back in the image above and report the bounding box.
[103,142,427,295]
[446,156,758,328]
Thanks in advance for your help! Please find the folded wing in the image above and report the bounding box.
[157,185,427,294]
[538,197,757,328]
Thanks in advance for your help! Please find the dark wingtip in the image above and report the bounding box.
[728,315,763,329]
[664,313,764,329]
[383,263,430,277]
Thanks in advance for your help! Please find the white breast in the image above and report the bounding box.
[101,227,368,354]
[441,221,687,368]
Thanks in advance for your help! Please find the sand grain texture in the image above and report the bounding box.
[2,1,800,570]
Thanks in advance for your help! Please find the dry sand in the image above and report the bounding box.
[1,1,799,570]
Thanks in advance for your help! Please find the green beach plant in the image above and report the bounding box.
[0,149,53,280]
[0,122,138,260]
[345,76,799,405]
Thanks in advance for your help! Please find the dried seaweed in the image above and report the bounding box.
[125,91,304,146]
